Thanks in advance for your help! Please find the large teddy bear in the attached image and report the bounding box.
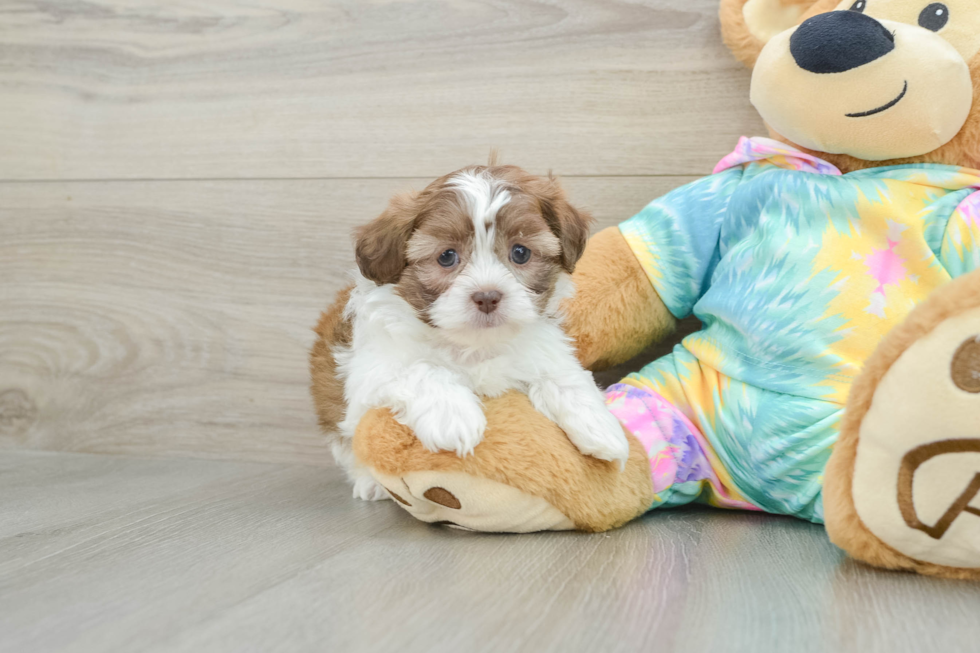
[311,0,980,579]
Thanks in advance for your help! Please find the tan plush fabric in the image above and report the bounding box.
[824,271,980,579]
[370,469,577,533]
[851,308,980,569]
[752,21,974,161]
[742,0,814,43]
[720,0,834,68]
[562,227,676,371]
[353,391,655,533]
[794,54,980,172]
[721,0,980,170]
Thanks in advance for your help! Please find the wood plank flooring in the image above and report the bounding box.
[3,451,980,653]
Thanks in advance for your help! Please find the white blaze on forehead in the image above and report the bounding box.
[429,169,537,346]
[447,170,511,250]
[448,170,512,295]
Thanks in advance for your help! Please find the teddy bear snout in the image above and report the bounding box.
[790,10,895,75]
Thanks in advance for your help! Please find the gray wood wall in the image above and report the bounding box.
[0,0,765,465]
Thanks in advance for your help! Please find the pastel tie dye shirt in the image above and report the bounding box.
[606,137,980,522]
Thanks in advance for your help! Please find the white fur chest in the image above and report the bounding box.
[342,277,569,400]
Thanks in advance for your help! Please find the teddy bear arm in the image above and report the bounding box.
[563,227,677,372]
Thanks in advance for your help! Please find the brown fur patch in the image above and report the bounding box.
[396,189,475,321]
[494,195,564,312]
[487,166,594,273]
[495,197,562,260]
[354,192,419,285]
[310,285,354,434]
[532,178,592,273]
[824,269,980,579]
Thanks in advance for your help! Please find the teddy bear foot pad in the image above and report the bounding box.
[847,285,980,575]
[372,469,576,533]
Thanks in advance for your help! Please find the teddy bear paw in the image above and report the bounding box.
[849,302,980,571]
[366,469,576,533]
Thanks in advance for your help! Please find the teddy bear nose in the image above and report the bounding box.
[790,10,895,75]
[472,290,502,314]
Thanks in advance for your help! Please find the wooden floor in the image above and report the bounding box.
[3,450,980,653]
[2,1,980,651]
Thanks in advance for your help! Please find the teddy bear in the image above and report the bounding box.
[311,0,980,579]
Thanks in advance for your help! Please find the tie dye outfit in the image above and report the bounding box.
[605,137,980,523]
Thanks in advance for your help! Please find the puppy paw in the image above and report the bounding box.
[529,379,630,470]
[352,475,390,502]
[563,405,631,471]
[409,391,487,457]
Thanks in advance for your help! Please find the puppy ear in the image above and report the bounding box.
[354,191,419,285]
[535,177,593,274]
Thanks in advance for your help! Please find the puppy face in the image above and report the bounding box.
[354,166,591,346]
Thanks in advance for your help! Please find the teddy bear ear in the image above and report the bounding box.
[720,0,837,68]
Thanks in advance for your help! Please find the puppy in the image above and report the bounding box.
[331,165,630,500]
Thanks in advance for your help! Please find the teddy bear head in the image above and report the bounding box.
[721,0,980,171]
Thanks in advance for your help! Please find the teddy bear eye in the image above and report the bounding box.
[918,3,949,32]
[849,0,866,13]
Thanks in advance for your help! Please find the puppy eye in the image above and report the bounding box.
[918,3,949,31]
[437,249,459,268]
[510,244,531,265]
[849,0,866,12]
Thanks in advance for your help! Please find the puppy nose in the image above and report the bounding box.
[471,290,502,314]
[791,10,894,75]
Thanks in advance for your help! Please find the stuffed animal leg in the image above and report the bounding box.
[825,269,980,579]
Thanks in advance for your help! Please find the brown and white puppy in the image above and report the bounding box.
[332,165,630,500]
